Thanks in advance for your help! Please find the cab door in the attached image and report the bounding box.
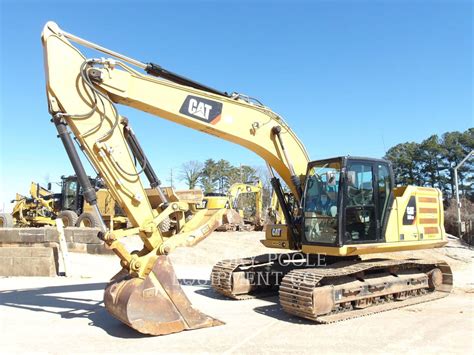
[374,162,393,241]
[343,160,393,244]
[344,161,377,243]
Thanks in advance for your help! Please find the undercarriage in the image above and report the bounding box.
[211,254,452,322]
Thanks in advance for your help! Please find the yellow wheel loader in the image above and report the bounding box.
[198,181,264,231]
[41,22,452,335]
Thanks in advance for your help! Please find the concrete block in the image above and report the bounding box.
[0,227,112,255]
[0,228,46,244]
[66,227,101,244]
[65,242,113,255]
[0,247,59,276]
[44,227,61,242]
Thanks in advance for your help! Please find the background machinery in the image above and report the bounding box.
[59,175,128,229]
[41,22,452,336]
[229,181,264,231]
[0,175,128,229]
[198,181,264,231]
[0,182,57,228]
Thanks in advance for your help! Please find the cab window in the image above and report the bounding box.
[303,161,341,244]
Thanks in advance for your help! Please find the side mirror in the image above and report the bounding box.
[47,183,52,191]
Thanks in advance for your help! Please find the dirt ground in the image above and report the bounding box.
[0,231,473,354]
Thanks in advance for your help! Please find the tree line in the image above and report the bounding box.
[180,159,268,190]
[179,159,272,207]
[384,129,473,200]
[179,129,473,209]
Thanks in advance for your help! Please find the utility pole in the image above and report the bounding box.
[168,168,174,189]
[454,150,473,238]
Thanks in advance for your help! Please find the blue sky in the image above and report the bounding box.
[0,0,472,211]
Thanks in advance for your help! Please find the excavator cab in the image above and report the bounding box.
[298,156,447,256]
[303,156,393,246]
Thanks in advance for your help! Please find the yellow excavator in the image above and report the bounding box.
[198,181,264,231]
[41,22,452,335]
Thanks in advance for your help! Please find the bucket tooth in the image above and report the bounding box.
[104,255,223,335]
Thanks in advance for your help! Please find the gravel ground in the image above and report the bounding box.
[0,232,473,354]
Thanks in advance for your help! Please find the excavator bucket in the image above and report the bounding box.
[104,255,223,335]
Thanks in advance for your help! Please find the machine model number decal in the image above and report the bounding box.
[402,196,417,225]
[179,95,222,124]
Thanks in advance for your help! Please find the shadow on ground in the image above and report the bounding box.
[253,300,317,325]
[0,278,311,337]
[0,282,149,338]
[193,283,316,324]
[179,278,233,300]
[0,278,230,338]
[191,282,280,301]
[194,287,230,300]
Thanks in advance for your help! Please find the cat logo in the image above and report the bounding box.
[179,95,223,124]
[271,228,282,237]
[188,98,212,120]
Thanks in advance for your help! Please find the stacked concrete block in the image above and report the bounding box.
[0,246,59,276]
[0,227,113,277]
[0,227,112,254]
